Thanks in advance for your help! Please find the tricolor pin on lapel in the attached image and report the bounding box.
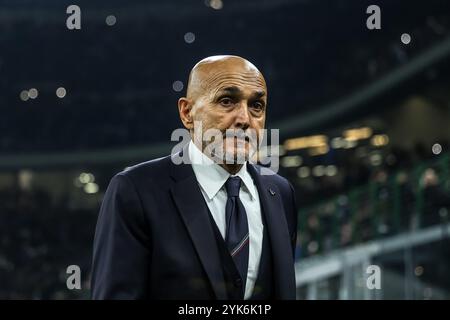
[268,188,276,196]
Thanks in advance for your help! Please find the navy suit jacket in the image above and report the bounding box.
[91,152,298,299]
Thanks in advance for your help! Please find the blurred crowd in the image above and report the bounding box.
[0,187,95,299]
[293,147,450,259]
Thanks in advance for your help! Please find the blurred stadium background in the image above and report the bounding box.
[1,0,450,299]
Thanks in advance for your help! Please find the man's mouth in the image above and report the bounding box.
[223,131,250,142]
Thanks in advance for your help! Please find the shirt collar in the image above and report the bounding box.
[188,140,257,201]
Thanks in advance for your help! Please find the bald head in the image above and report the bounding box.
[186,55,266,101]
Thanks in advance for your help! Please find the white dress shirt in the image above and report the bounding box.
[188,140,263,300]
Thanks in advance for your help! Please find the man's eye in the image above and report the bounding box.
[219,98,234,106]
[253,101,264,110]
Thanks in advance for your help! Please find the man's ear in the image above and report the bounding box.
[178,97,194,129]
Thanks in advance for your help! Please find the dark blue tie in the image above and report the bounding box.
[224,176,249,296]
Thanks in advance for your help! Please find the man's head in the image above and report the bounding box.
[178,55,267,167]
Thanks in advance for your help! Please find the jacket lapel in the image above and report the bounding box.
[247,163,296,299]
[169,155,228,300]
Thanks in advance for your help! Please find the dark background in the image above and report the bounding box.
[0,0,449,299]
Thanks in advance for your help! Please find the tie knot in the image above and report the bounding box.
[225,176,242,198]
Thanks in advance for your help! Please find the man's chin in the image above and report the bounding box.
[205,141,255,164]
[222,149,250,164]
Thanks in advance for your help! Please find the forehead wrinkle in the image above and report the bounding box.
[209,82,266,101]
[206,71,264,84]
[205,73,266,95]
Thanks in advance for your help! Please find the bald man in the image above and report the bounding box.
[91,56,298,300]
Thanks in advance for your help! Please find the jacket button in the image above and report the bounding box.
[234,278,242,287]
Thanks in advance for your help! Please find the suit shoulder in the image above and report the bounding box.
[253,164,292,188]
[269,171,291,187]
[115,155,172,184]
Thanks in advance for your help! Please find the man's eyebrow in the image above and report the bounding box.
[215,86,266,98]
[216,86,243,96]
[251,90,266,99]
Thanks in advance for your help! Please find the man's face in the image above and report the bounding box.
[189,63,267,163]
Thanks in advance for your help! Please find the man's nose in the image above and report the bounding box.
[234,102,251,129]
